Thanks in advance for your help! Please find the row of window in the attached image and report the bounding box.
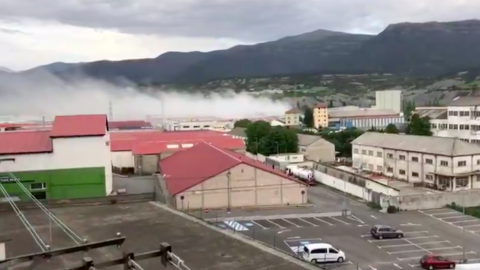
[431,123,480,130]
[355,150,480,167]
[363,164,435,180]
[448,111,480,117]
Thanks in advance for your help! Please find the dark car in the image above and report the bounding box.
[370,225,404,239]
[420,255,456,269]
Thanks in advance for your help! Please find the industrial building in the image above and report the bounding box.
[108,120,153,130]
[374,90,403,113]
[159,142,307,210]
[0,114,112,201]
[110,130,245,174]
[328,107,404,130]
[164,118,234,131]
[352,132,480,191]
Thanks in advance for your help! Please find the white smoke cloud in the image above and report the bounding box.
[0,71,290,121]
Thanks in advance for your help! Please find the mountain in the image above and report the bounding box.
[25,19,480,84]
[0,66,14,73]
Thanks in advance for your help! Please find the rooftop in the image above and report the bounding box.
[352,132,480,156]
[131,137,245,155]
[0,130,52,155]
[160,142,304,195]
[108,120,152,130]
[0,202,308,270]
[50,115,108,138]
[228,127,246,137]
[285,108,301,114]
[297,133,331,146]
[414,108,448,120]
[329,108,399,119]
[449,96,480,106]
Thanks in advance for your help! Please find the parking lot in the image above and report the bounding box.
[419,208,480,235]
[216,214,366,232]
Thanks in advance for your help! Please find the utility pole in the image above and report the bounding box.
[227,171,231,209]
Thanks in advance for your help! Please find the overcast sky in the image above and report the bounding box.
[0,0,478,71]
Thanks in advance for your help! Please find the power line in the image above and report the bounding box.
[0,184,48,252]
[6,172,84,245]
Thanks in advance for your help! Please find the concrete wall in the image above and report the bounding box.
[175,163,306,210]
[392,190,480,210]
[112,151,134,168]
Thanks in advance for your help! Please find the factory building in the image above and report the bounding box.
[164,118,234,131]
[160,142,307,210]
[328,107,404,130]
[0,115,112,201]
[374,90,403,114]
[110,130,245,174]
[108,120,153,131]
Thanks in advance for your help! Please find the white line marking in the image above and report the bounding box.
[368,236,438,242]
[251,220,268,229]
[421,209,454,213]
[361,234,371,238]
[313,217,333,226]
[283,218,302,227]
[451,220,479,224]
[417,240,450,245]
[398,251,477,261]
[284,237,323,243]
[379,243,414,248]
[371,215,377,219]
[298,218,318,227]
[394,263,403,269]
[287,236,301,239]
[379,240,449,248]
[402,231,429,234]
[368,265,377,270]
[267,219,285,229]
[389,246,461,255]
[441,216,469,220]
[328,216,350,225]
[277,229,291,234]
[400,223,422,226]
[349,215,365,224]
[430,212,462,216]
[388,249,427,255]
[463,223,480,228]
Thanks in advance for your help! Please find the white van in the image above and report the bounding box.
[301,243,346,264]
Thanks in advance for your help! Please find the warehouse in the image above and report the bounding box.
[160,142,307,210]
[132,137,245,175]
[0,114,112,201]
[110,130,241,173]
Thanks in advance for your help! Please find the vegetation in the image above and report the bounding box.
[406,114,432,136]
[319,128,365,157]
[402,100,416,121]
[367,123,399,134]
[244,121,298,156]
[301,107,314,128]
[233,119,252,128]
[387,205,399,214]
[446,202,480,218]
[367,201,382,210]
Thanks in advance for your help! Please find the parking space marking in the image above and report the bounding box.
[267,219,285,229]
[349,215,365,224]
[378,241,448,249]
[465,224,480,228]
[430,212,462,216]
[451,219,479,224]
[398,251,476,261]
[298,218,319,227]
[441,215,470,220]
[422,209,453,213]
[282,218,302,227]
[313,217,334,226]
[328,216,350,225]
[251,220,268,229]
[388,246,461,255]
[368,236,437,242]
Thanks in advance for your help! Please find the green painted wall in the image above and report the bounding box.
[0,167,105,200]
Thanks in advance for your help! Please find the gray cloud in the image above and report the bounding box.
[0,0,479,42]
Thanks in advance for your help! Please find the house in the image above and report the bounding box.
[313,104,328,129]
[159,142,307,209]
[351,132,480,191]
[297,134,335,162]
[284,108,302,126]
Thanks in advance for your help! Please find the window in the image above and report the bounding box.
[354,148,359,154]
[425,158,433,164]
[31,183,46,190]
[329,248,339,254]
[426,174,434,181]
[368,164,374,170]
[387,153,394,159]
[377,165,383,172]
[193,125,200,128]
[368,150,374,156]
[311,248,327,254]
[477,159,480,165]
[387,167,393,173]
[412,172,419,177]
[458,161,467,167]
[399,155,406,160]
[377,152,382,157]
[412,157,419,162]
[399,169,406,175]
[362,150,367,155]
[440,161,449,167]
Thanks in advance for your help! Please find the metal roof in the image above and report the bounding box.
[329,109,399,118]
[352,132,480,156]
[228,127,246,137]
[0,130,52,155]
[50,115,108,138]
[449,96,480,107]
[297,134,331,146]
[132,137,245,155]
[414,108,447,119]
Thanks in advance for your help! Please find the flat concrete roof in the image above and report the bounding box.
[0,202,312,270]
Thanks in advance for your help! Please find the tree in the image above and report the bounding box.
[384,123,400,134]
[406,114,432,136]
[234,119,252,128]
[328,100,334,108]
[403,100,416,120]
[245,121,271,154]
[320,128,364,157]
[245,122,298,156]
[302,107,314,128]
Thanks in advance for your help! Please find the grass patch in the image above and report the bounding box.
[446,202,480,218]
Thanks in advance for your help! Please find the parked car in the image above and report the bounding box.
[420,255,456,269]
[370,225,404,239]
[301,243,346,264]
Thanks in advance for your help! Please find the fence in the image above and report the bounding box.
[392,190,480,210]
[0,193,155,212]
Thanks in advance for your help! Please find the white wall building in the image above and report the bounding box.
[428,97,480,144]
[351,132,480,191]
[375,90,402,114]
[164,118,234,131]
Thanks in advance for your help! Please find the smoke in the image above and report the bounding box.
[0,71,290,121]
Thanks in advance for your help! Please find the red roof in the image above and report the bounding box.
[50,115,108,138]
[316,103,327,109]
[110,130,227,152]
[0,131,52,155]
[108,120,152,129]
[159,142,305,195]
[132,137,245,155]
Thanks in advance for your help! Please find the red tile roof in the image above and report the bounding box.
[0,131,52,155]
[316,103,327,109]
[110,130,227,152]
[108,120,152,129]
[159,142,305,195]
[50,115,108,138]
[132,137,245,155]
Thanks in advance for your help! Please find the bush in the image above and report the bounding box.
[367,201,382,210]
[387,205,398,214]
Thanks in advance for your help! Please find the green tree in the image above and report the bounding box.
[384,123,400,134]
[245,121,271,154]
[320,128,364,157]
[302,107,314,128]
[403,100,416,120]
[406,114,432,136]
[234,119,252,128]
[328,100,334,108]
[259,126,298,155]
